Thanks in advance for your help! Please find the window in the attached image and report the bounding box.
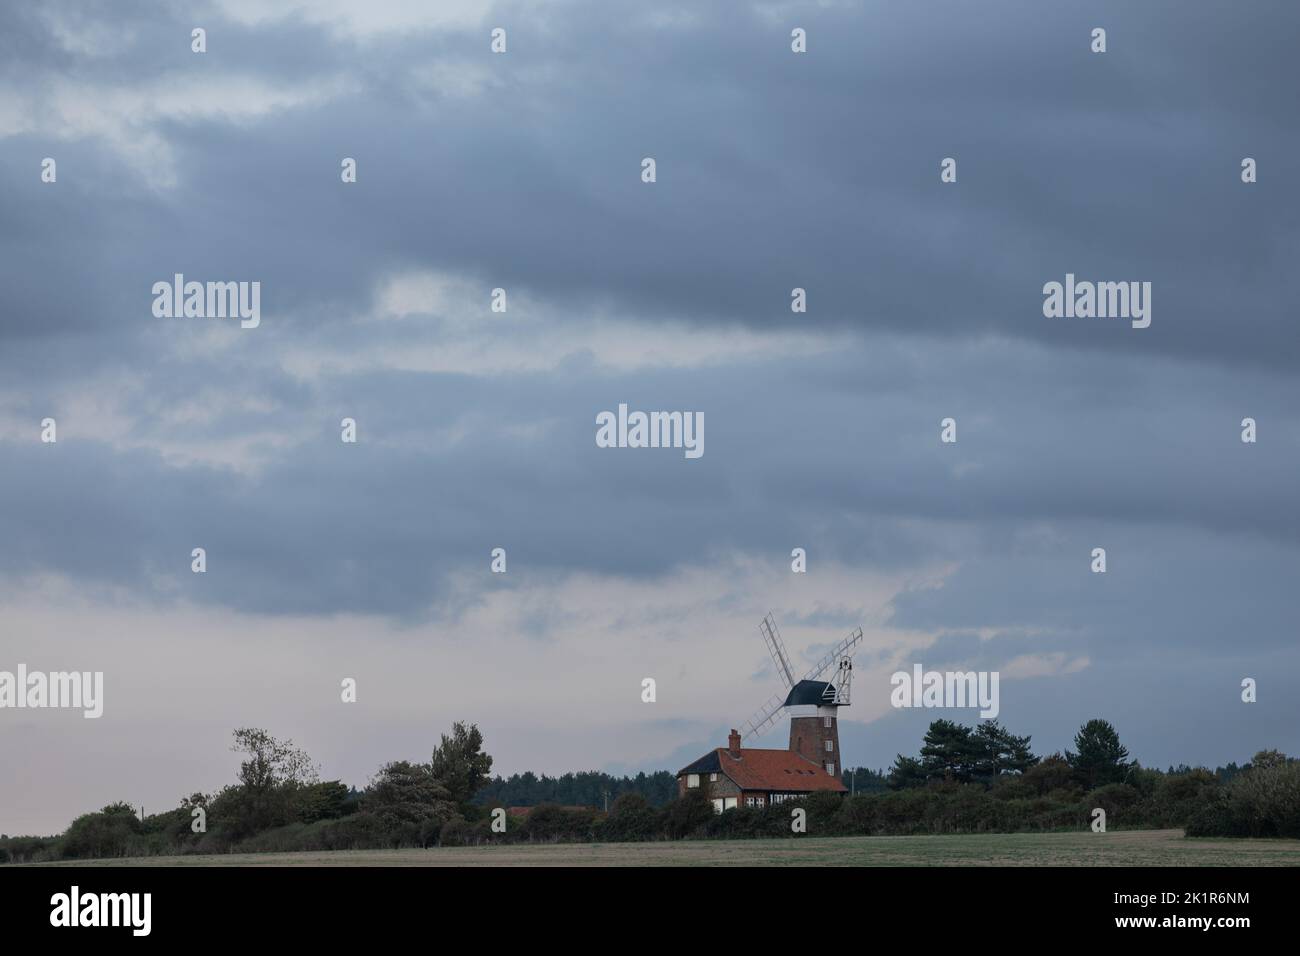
[709,773,718,782]
[746,796,763,808]
[712,799,724,814]
[724,797,737,811]
[687,774,699,788]
[824,740,834,752]
[824,716,832,728]
[826,763,836,775]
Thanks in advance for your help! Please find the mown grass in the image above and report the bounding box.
[25,829,1300,867]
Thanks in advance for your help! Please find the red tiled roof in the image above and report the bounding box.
[712,748,847,793]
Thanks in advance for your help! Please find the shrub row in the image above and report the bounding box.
[7,760,1293,863]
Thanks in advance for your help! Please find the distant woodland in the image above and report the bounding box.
[2,717,1295,863]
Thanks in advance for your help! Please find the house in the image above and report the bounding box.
[676,729,847,813]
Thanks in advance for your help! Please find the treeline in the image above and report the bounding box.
[2,718,1295,863]
[1,722,496,864]
[469,759,886,810]
[473,770,678,809]
[842,767,890,794]
[877,718,1299,839]
[1184,751,1300,839]
[440,720,1297,845]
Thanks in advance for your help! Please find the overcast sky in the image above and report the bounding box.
[2,0,1298,835]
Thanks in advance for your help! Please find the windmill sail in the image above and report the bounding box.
[801,627,863,683]
[738,622,864,742]
[759,612,795,688]
[738,693,786,740]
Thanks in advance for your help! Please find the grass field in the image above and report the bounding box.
[26,829,1300,866]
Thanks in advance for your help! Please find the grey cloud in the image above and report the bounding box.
[1,0,1297,820]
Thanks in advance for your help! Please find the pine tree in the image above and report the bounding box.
[972,721,1038,781]
[919,719,979,782]
[887,754,927,790]
[1066,719,1132,789]
[429,722,494,805]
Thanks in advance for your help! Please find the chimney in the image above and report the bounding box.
[728,729,742,757]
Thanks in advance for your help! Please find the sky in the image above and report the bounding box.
[2,0,1298,835]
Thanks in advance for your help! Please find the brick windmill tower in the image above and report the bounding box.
[738,613,862,776]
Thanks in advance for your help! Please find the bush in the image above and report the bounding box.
[314,812,395,850]
[610,792,648,815]
[363,761,459,842]
[989,776,1036,801]
[0,836,59,864]
[597,794,664,842]
[705,804,790,840]
[1140,769,1218,828]
[521,804,595,842]
[1185,798,1249,838]
[1089,783,1141,826]
[665,789,714,839]
[837,794,878,833]
[228,810,463,853]
[296,780,354,823]
[805,791,846,834]
[1188,760,1300,838]
[60,803,142,860]
[874,788,935,835]
[1022,755,1080,797]
[438,818,479,847]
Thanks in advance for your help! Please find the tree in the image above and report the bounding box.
[842,766,889,794]
[366,762,455,822]
[919,720,979,782]
[1023,753,1077,796]
[603,791,661,841]
[611,791,649,815]
[221,728,320,836]
[364,761,459,842]
[971,721,1038,780]
[666,787,714,839]
[430,722,494,804]
[1250,749,1288,771]
[887,755,927,790]
[1066,719,1132,789]
[61,802,142,859]
[296,780,353,822]
[231,727,318,792]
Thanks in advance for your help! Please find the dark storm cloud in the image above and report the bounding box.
[2,0,1300,613]
[2,335,1296,625]
[2,0,1299,825]
[3,0,1298,366]
[0,0,1292,663]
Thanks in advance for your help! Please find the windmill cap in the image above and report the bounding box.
[783,679,838,707]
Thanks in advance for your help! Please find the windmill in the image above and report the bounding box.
[738,612,862,776]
